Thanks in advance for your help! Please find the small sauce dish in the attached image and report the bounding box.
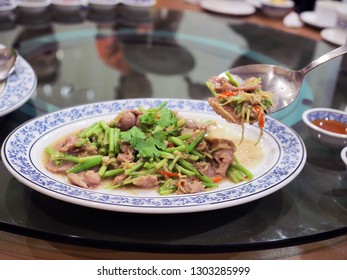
[302,107,347,148]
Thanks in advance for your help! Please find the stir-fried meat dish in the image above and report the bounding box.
[44,103,253,195]
[206,71,274,143]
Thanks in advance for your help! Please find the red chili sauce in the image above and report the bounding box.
[311,119,347,135]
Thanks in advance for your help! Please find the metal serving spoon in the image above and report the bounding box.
[0,47,17,82]
[225,44,347,113]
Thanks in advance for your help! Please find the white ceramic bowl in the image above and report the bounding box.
[341,146,347,167]
[0,0,17,16]
[88,0,120,11]
[17,0,51,13]
[302,108,347,148]
[261,0,294,18]
[52,0,87,12]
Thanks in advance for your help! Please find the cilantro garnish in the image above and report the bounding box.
[121,102,180,159]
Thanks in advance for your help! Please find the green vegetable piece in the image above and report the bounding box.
[68,155,103,173]
[185,131,205,153]
[102,168,124,178]
[159,178,177,195]
[225,71,239,87]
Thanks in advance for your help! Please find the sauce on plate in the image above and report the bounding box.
[311,119,347,135]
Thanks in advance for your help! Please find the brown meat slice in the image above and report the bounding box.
[176,179,205,194]
[132,175,159,188]
[208,97,241,124]
[67,170,101,189]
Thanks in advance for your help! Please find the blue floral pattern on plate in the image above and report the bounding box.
[1,99,307,214]
[0,53,37,117]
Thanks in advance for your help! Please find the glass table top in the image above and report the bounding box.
[0,5,346,253]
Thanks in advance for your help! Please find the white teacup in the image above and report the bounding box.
[314,0,340,27]
[337,4,347,29]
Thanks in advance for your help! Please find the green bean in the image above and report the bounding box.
[45,147,55,156]
[168,153,181,171]
[174,164,195,177]
[106,178,133,189]
[124,161,144,175]
[177,134,191,140]
[108,127,115,155]
[155,158,167,170]
[169,136,185,146]
[102,168,124,178]
[114,128,121,154]
[233,164,254,180]
[203,182,218,189]
[225,71,239,87]
[158,179,177,195]
[78,122,99,138]
[75,138,89,148]
[67,155,103,173]
[98,164,108,176]
[185,131,205,153]
[159,151,174,159]
[165,146,186,153]
[206,81,218,97]
[45,147,62,165]
[99,120,109,130]
[178,159,213,183]
[51,152,80,163]
[177,159,196,173]
[226,166,239,183]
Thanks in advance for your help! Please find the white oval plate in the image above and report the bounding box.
[300,11,335,29]
[0,46,37,117]
[321,28,347,46]
[200,0,256,16]
[1,98,306,214]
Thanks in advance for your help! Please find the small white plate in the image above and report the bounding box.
[321,28,347,46]
[0,0,17,15]
[52,0,87,11]
[88,0,120,10]
[0,45,37,117]
[200,0,256,16]
[300,11,335,29]
[121,0,156,7]
[1,98,306,214]
[17,0,51,13]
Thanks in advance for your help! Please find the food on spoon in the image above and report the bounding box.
[206,71,274,144]
[44,102,254,195]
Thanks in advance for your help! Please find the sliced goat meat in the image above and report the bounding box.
[209,76,260,92]
[208,97,241,124]
[67,170,101,189]
[213,149,234,177]
[56,135,98,156]
[132,175,159,188]
[194,161,215,177]
[56,135,82,154]
[45,160,74,174]
[112,173,127,185]
[206,138,236,153]
[176,179,205,194]
[116,142,135,163]
[205,138,236,177]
